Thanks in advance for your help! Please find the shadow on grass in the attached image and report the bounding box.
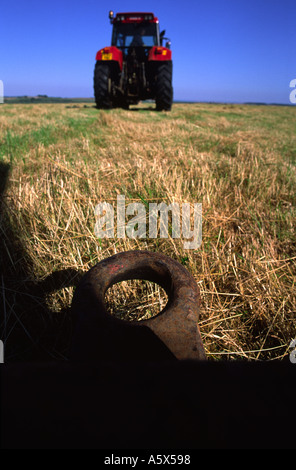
[65,105,97,109]
[128,106,157,112]
[0,162,83,361]
[88,105,158,112]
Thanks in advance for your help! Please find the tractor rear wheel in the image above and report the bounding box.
[155,62,173,111]
[94,62,112,109]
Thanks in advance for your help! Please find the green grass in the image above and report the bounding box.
[0,101,295,361]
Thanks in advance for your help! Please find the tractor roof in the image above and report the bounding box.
[113,12,159,24]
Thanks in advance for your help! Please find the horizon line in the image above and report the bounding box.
[3,96,293,107]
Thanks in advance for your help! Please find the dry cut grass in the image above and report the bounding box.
[0,102,295,361]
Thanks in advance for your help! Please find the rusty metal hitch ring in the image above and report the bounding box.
[70,250,206,361]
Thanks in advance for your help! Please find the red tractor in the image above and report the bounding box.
[94,11,173,111]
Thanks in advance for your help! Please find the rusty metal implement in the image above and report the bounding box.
[70,250,206,361]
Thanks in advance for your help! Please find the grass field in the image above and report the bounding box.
[0,101,295,361]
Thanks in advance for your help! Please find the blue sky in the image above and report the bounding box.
[1,0,295,103]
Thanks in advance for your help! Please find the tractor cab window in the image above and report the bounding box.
[112,23,159,49]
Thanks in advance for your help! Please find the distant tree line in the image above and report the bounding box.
[5,96,94,103]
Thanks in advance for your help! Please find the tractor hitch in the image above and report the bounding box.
[70,250,206,362]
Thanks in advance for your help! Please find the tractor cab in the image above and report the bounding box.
[110,12,160,59]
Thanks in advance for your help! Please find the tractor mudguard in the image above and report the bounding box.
[95,46,123,71]
[148,46,172,62]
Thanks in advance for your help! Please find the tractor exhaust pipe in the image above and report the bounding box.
[69,250,206,362]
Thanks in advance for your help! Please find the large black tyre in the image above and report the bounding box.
[155,61,173,111]
[94,62,112,109]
